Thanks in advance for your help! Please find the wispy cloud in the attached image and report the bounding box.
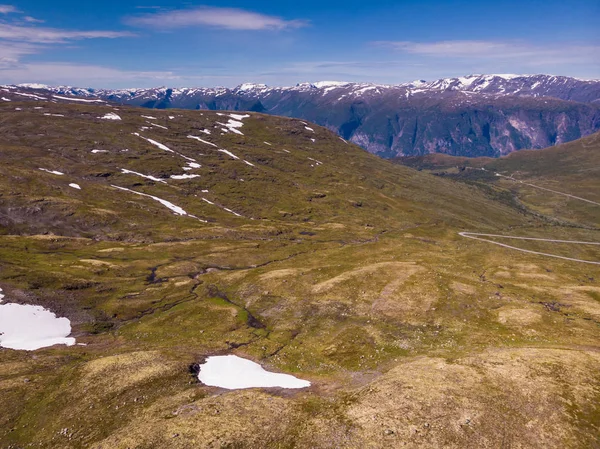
[374,40,600,66]
[125,6,308,31]
[0,4,19,14]
[0,23,134,44]
[23,16,45,23]
[0,6,136,80]
[0,42,39,67]
[4,24,132,44]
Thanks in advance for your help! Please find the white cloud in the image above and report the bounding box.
[374,40,600,66]
[0,23,134,43]
[0,61,181,86]
[125,6,307,30]
[0,4,19,14]
[23,16,45,23]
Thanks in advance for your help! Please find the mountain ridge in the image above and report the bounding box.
[3,74,600,158]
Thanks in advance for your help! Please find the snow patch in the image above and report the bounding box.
[69,183,81,190]
[39,168,64,175]
[0,288,76,351]
[216,118,245,135]
[120,168,166,183]
[112,185,189,216]
[198,355,310,390]
[52,95,104,103]
[136,134,197,162]
[99,112,121,120]
[188,135,217,147]
[171,174,200,180]
[14,92,47,100]
[218,149,240,160]
[229,113,250,121]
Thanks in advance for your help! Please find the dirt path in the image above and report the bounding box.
[495,173,600,206]
[459,232,600,265]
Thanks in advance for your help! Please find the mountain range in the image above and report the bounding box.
[4,74,600,158]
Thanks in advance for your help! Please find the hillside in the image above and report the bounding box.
[0,99,599,449]
[4,73,600,159]
[397,131,600,227]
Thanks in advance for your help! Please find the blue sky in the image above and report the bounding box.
[0,0,598,88]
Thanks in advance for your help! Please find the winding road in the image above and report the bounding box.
[459,232,600,265]
[494,173,600,206]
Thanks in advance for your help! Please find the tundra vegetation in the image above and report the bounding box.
[0,100,598,448]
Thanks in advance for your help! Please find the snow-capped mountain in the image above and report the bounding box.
[3,74,600,157]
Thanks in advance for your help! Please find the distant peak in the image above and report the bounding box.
[237,83,269,91]
[312,81,350,88]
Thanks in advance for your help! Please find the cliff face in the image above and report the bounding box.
[8,74,600,158]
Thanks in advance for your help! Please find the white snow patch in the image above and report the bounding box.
[171,174,200,180]
[188,135,217,147]
[136,134,197,162]
[201,198,214,205]
[305,126,314,132]
[187,162,201,169]
[200,129,211,135]
[150,122,168,130]
[198,355,310,390]
[99,112,121,120]
[120,168,166,183]
[218,149,240,160]
[229,113,250,121]
[313,81,349,89]
[216,118,245,135]
[243,160,255,167]
[223,207,242,217]
[91,149,108,153]
[17,83,49,89]
[52,95,104,103]
[0,288,76,351]
[112,185,189,216]
[14,92,47,100]
[141,115,157,120]
[39,168,64,175]
[1,97,11,101]
[69,183,81,190]
[263,141,272,146]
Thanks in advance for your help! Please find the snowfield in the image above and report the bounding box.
[198,355,311,390]
[0,288,76,351]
